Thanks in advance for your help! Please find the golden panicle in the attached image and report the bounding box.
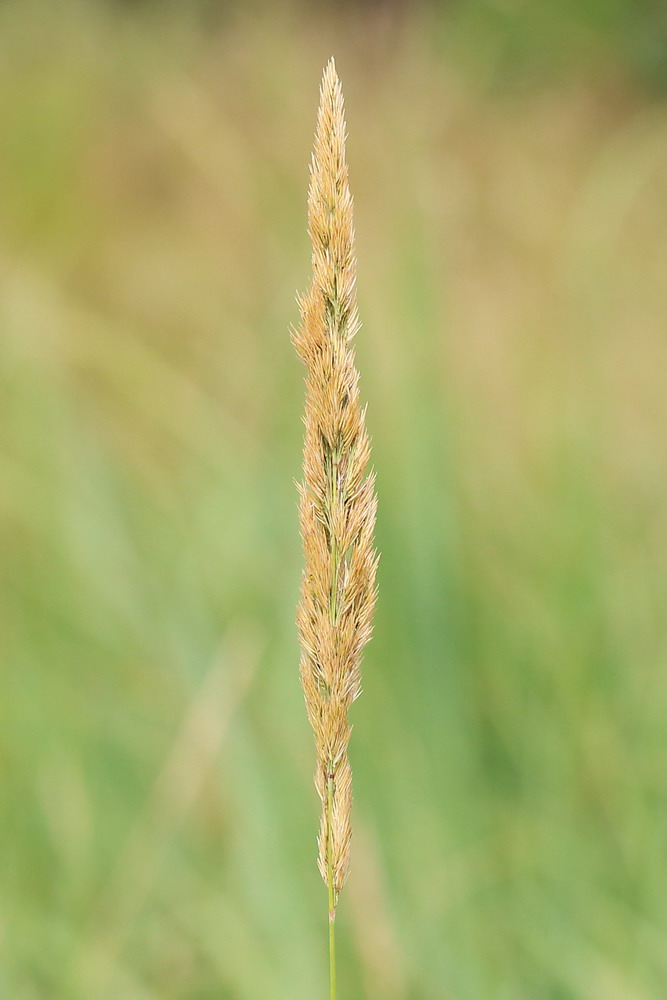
[292,57,378,900]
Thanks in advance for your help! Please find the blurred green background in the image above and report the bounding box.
[2,1,667,997]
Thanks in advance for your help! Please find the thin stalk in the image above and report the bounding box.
[327,447,340,1000]
[327,773,337,1000]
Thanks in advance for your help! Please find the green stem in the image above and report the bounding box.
[326,441,342,999]
[327,444,342,625]
[327,773,337,1000]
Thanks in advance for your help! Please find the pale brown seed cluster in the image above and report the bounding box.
[292,58,378,897]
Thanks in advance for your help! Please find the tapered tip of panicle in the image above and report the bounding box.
[319,56,343,112]
[323,56,337,84]
[312,58,346,176]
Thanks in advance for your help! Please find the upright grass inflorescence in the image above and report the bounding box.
[292,58,378,999]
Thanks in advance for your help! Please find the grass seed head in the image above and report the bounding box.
[293,57,378,895]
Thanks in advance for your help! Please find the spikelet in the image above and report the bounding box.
[292,58,378,901]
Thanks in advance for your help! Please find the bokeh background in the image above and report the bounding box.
[3,1,667,997]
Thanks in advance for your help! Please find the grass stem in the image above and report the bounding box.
[327,772,337,1000]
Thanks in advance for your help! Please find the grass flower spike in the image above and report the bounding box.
[292,58,378,998]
